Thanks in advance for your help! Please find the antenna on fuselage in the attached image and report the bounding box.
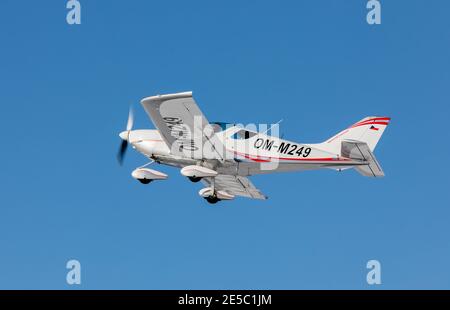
[261,119,283,138]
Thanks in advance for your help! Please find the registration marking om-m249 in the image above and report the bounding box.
[254,138,311,157]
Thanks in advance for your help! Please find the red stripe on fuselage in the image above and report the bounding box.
[233,151,351,163]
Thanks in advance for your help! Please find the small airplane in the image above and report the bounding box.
[118,91,390,204]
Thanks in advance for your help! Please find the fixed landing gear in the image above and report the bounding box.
[198,177,232,204]
[138,178,152,184]
[205,195,221,204]
[188,176,202,183]
[131,160,168,185]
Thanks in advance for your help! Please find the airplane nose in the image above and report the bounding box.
[119,131,129,141]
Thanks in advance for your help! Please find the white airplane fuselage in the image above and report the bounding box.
[124,127,364,177]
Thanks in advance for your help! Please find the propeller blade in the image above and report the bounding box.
[117,140,128,165]
[118,106,133,166]
[126,107,134,131]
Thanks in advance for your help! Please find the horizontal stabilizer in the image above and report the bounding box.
[341,140,384,177]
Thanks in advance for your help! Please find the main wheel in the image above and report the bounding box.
[188,176,202,183]
[205,196,220,204]
[138,178,152,184]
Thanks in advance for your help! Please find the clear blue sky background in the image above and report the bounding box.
[1,0,449,289]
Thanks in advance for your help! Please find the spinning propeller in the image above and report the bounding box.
[117,107,134,165]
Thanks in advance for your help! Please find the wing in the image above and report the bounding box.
[140,92,224,160]
[202,175,267,200]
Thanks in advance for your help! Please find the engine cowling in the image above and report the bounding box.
[131,168,168,182]
[181,165,218,178]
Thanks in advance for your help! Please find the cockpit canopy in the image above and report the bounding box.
[209,122,259,140]
[231,129,258,140]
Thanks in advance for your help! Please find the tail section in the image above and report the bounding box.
[321,116,391,154]
[319,116,390,177]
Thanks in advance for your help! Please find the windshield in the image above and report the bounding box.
[231,129,257,140]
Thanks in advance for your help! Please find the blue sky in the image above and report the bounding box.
[1,0,449,289]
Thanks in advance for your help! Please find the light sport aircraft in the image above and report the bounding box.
[118,91,390,204]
